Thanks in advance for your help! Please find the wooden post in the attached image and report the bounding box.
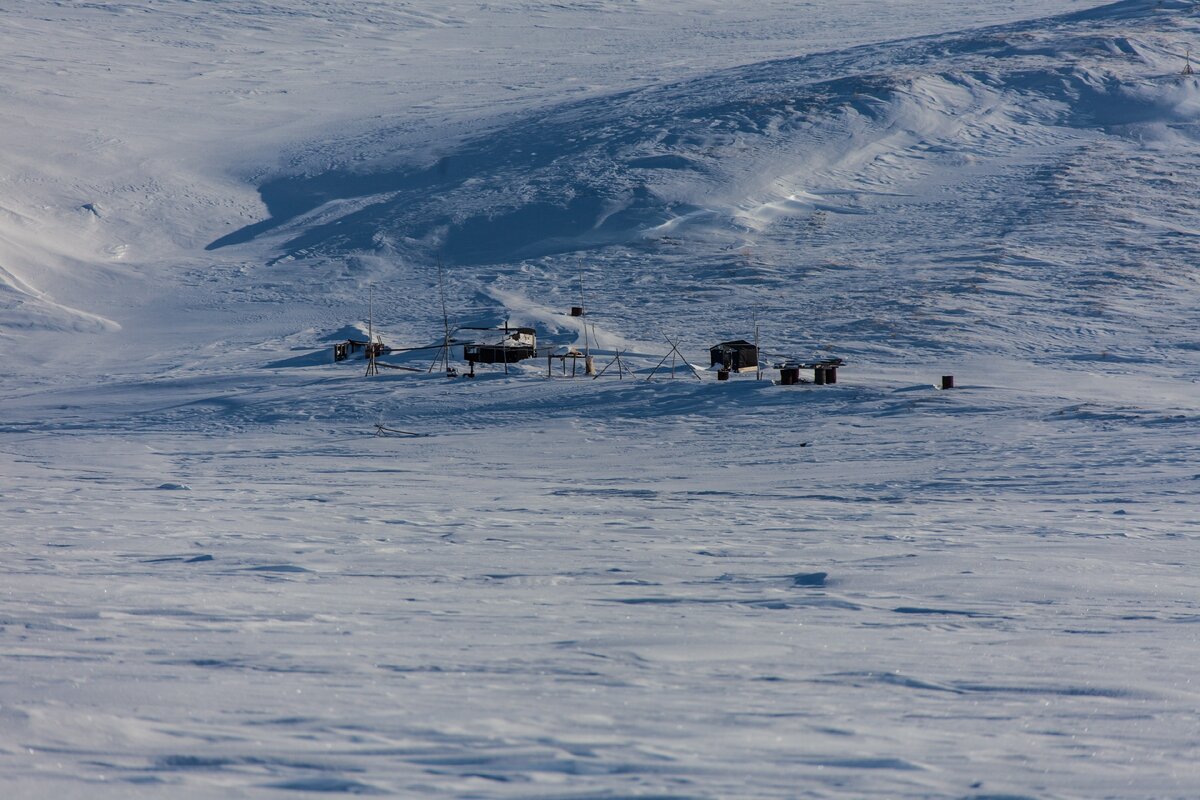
[365,290,380,376]
[826,366,837,384]
[438,255,451,375]
[754,316,761,381]
[813,366,826,385]
[941,375,954,390]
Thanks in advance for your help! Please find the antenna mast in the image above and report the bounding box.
[439,256,452,375]
[580,264,597,376]
[754,309,762,381]
[579,265,590,357]
[365,287,379,376]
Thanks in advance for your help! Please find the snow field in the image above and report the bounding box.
[4,1,1200,797]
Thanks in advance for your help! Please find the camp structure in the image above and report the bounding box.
[710,340,759,373]
[463,326,538,365]
[334,337,385,362]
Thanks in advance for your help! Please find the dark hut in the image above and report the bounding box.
[710,340,759,373]
[464,327,538,364]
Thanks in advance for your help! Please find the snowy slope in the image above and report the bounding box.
[199,0,1200,375]
[4,1,1200,798]
[0,0,1107,353]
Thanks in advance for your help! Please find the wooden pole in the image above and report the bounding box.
[648,335,702,381]
[593,348,622,379]
[579,266,590,359]
[645,350,675,381]
[664,334,703,380]
[754,314,762,381]
[365,288,379,377]
[439,256,451,375]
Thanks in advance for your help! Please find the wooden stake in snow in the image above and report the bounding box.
[593,348,629,379]
[646,335,702,381]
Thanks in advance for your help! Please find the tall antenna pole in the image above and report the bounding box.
[365,287,379,377]
[581,266,598,376]
[579,264,590,358]
[503,317,510,375]
[754,309,762,381]
[439,256,451,375]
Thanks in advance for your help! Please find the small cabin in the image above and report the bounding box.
[464,327,538,364]
[710,340,759,373]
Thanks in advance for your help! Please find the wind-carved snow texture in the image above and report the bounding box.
[205,0,1200,370]
[3,1,1200,798]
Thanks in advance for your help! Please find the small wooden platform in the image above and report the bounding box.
[773,357,844,386]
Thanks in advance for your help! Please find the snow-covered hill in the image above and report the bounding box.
[3,2,1200,798]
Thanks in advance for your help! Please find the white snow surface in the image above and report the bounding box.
[4,0,1200,797]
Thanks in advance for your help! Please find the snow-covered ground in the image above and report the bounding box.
[4,1,1200,797]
